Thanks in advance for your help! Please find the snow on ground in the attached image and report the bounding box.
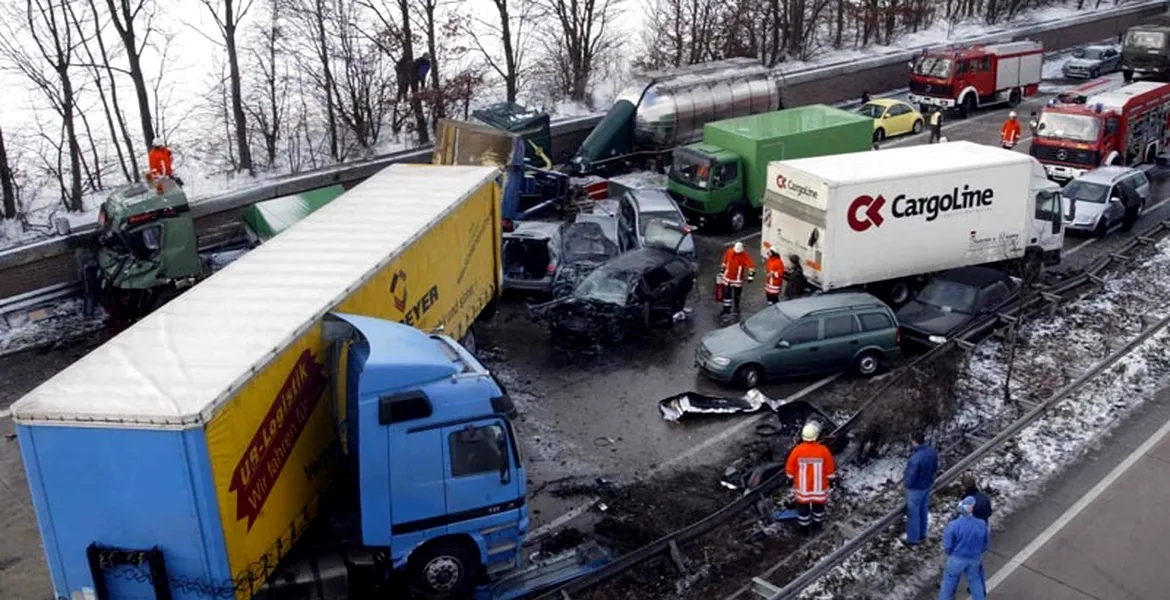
[792,238,1170,599]
[0,298,103,356]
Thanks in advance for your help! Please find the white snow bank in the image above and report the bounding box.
[795,238,1170,599]
[0,298,104,356]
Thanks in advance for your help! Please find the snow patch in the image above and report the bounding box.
[0,298,103,355]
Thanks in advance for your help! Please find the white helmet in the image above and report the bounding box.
[1009,111,1017,119]
[938,136,949,143]
[153,137,163,147]
[733,241,744,253]
[801,421,821,442]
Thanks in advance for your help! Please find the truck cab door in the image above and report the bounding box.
[713,160,744,206]
[441,419,524,529]
[1032,189,1063,251]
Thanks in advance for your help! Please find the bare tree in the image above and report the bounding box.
[412,0,444,126]
[0,0,86,211]
[469,0,537,104]
[360,0,428,144]
[244,0,288,168]
[0,127,15,219]
[285,0,342,160]
[535,0,621,104]
[200,0,256,173]
[69,0,136,182]
[103,0,160,147]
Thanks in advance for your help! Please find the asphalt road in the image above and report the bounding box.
[6,73,1170,599]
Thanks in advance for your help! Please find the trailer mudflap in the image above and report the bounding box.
[478,542,613,600]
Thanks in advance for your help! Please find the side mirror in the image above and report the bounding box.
[1110,197,1122,206]
[497,434,511,484]
[777,340,791,349]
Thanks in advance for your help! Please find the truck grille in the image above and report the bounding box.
[1030,145,1098,166]
[909,80,948,96]
[1129,55,1159,69]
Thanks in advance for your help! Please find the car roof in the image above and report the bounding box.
[776,292,889,320]
[935,266,1012,288]
[506,219,563,238]
[1075,166,1138,184]
[627,189,681,215]
[599,247,678,273]
[867,98,904,108]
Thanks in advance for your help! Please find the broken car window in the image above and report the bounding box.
[576,267,633,306]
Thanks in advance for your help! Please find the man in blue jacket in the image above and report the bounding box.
[902,431,939,546]
[938,496,990,600]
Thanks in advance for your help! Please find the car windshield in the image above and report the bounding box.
[1073,48,1105,59]
[575,267,631,306]
[1035,112,1100,143]
[1062,179,1110,204]
[643,219,688,252]
[562,223,618,262]
[640,210,681,236]
[671,148,713,188]
[856,103,885,118]
[916,279,979,314]
[739,307,792,342]
[913,56,953,78]
[1127,30,1166,50]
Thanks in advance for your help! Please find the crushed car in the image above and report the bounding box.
[530,219,696,344]
[551,218,621,298]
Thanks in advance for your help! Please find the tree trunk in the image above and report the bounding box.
[106,0,155,146]
[495,0,518,103]
[422,0,443,129]
[312,0,339,160]
[70,0,130,181]
[60,71,84,211]
[0,128,15,219]
[224,17,254,173]
[77,106,103,191]
[399,0,429,144]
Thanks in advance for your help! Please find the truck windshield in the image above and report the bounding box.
[1036,112,1100,143]
[1126,30,1166,50]
[913,56,953,78]
[671,149,713,189]
[1062,179,1110,204]
[917,280,978,314]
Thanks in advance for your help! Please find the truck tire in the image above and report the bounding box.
[727,205,748,233]
[1123,69,1133,82]
[408,539,480,599]
[1008,88,1021,107]
[885,280,913,307]
[960,94,976,119]
[459,326,478,355]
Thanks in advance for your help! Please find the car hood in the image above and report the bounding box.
[1062,196,1105,221]
[896,301,972,337]
[701,323,761,357]
[1065,58,1102,68]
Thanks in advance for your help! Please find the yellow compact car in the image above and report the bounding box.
[857,98,924,142]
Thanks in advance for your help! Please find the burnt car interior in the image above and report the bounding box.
[503,235,554,281]
[553,222,621,297]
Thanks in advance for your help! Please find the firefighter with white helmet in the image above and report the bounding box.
[1001,111,1021,149]
[148,137,184,186]
[785,420,837,536]
[718,241,755,316]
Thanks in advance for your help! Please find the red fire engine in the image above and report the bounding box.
[1030,80,1170,182]
[908,41,1044,117]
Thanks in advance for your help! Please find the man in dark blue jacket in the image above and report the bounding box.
[959,474,992,522]
[902,431,939,546]
[938,496,990,600]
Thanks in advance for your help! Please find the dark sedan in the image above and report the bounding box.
[530,220,696,344]
[895,266,1018,347]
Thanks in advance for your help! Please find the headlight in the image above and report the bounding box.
[710,356,731,367]
[1075,215,1094,225]
[928,335,947,345]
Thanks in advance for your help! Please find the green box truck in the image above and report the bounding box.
[667,104,873,232]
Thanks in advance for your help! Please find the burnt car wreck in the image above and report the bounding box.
[552,219,622,298]
[530,220,696,345]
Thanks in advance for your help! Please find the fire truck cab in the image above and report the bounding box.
[908,41,1043,118]
[1030,80,1170,182]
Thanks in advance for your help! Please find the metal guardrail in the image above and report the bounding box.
[0,0,1163,306]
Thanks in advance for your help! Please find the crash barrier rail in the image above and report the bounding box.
[535,216,1170,600]
[0,0,1163,308]
[741,218,1170,600]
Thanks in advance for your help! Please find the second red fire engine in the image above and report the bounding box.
[908,40,1044,117]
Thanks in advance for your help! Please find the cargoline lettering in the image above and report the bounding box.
[891,185,993,222]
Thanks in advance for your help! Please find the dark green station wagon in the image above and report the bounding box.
[696,292,901,388]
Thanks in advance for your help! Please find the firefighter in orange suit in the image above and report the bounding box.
[1001,112,1021,149]
[718,241,756,315]
[148,137,184,187]
[785,421,837,536]
[763,244,785,305]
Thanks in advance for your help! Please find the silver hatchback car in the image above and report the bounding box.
[1061,166,1150,237]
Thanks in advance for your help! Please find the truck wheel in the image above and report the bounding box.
[885,281,912,307]
[458,326,478,355]
[735,364,764,389]
[854,351,882,377]
[408,539,479,599]
[727,206,748,233]
[960,94,976,119]
[1123,69,1133,82]
[1021,250,1043,280]
[1008,88,1021,107]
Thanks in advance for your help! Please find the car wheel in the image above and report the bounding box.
[1094,218,1108,239]
[727,205,748,233]
[408,539,479,598]
[854,351,882,377]
[1091,68,1099,79]
[735,364,764,389]
[912,120,923,134]
[873,128,886,143]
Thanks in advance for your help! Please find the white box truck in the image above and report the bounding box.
[762,140,1065,305]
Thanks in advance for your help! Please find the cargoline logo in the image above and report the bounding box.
[775,174,819,200]
[846,185,995,232]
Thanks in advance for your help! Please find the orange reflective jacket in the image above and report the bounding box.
[785,441,837,504]
[720,248,756,286]
[1001,120,1021,145]
[149,146,174,177]
[764,255,785,294]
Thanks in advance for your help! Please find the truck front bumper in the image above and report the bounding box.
[907,94,956,109]
[1043,163,1087,183]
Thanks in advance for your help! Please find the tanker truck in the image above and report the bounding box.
[12,164,610,600]
[569,58,785,176]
